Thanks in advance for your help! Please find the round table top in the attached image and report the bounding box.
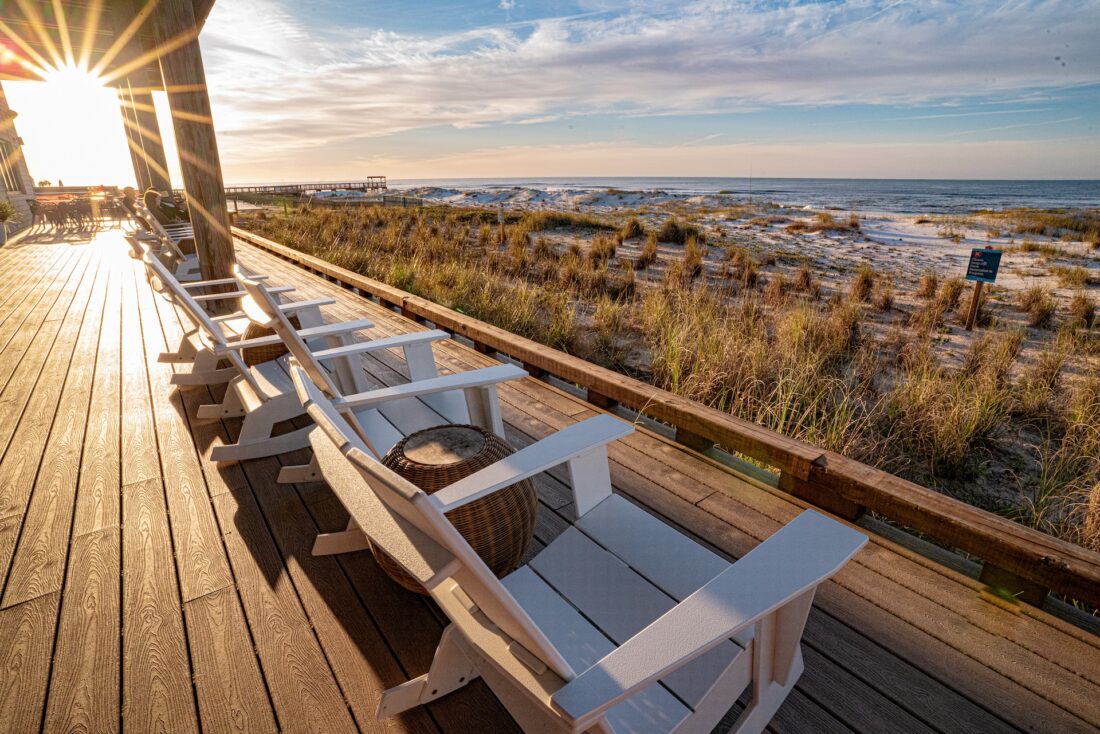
[401,425,487,466]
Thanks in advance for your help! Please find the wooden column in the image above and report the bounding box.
[117,84,151,191]
[152,0,234,282]
[127,82,173,193]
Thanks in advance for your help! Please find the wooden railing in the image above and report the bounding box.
[233,226,1100,609]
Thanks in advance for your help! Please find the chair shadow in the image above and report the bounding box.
[5,223,107,247]
[173,383,453,727]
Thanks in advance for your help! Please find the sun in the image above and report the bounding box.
[38,62,106,95]
[4,63,138,186]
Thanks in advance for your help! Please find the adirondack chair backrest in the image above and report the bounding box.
[142,252,258,392]
[290,362,576,680]
[237,273,345,398]
[135,203,190,259]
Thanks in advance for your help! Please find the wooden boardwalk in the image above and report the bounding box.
[0,227,1098,734]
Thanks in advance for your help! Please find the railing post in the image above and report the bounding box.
[522,362,547,379]
[586,389,618,410]
[675,427,714,453]
[777,465,865,521]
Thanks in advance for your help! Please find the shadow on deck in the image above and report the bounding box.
[0,226,1097,733]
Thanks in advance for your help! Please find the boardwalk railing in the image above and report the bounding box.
[233,226,1100,609]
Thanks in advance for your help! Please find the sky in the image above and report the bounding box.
[5,0,1100,184]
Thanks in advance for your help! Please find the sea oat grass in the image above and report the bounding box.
[1018,285,1057,328]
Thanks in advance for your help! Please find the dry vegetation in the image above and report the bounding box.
[238,203,1100,552]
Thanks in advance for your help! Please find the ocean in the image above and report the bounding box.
[387,177,1100,214]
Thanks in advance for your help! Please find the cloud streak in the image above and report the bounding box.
[197,0,1100,177]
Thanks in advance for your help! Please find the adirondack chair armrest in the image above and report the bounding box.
[210,311,246,323]
[212,318,376,354]
[278,297,336,313]
[336,364,526,411]
[192,290,247,302]
[192,285,294,303]
[181,274,270,290]
[550,511,867,729]
[310,330,449,363]
[430,415,632,513]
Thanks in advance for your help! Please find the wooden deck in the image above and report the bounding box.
[0,226,1098,734]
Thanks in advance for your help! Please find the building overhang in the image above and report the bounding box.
[0,0,216,88]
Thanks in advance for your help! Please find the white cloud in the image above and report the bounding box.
[499,0,516,10]
[196,0,1100,178]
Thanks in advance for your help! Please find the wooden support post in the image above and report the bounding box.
[979,562,1048,606]
[964,280,983,331]
[522,362,547,379]
[777,468,865,522]
[127,83,173,192]
[117,85,151,191]
[675,426,714,453]
[586,388,618,410]
[152,0,235,283]
[473,341,495,356]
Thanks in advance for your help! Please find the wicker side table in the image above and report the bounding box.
[376,424,538,594]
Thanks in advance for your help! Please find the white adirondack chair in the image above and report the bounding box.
[141,247,334,386]
[290,362,868,733]
[132,202,200,279]
[235,272,527,501]
[142,251,391,462]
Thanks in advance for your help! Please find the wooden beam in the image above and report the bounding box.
[127,82,173,193]
[116,84,151,191]
[151,0,234,282]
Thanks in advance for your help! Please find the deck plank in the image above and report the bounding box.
[0,248,101,590]
[183,587,280,734]
[2,250,109,607]
[118,261,199,734]
[134,259,234,603]
[211,483,361,734]
[41,245,126,732]
[42,528,121,733]
[0,592,61,734]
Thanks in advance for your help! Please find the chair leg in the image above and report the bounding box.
[726,592,814,734]
[159,330,200,363]
[209,397,310,462]
[311,519,370,556]
[727,652,803,734]
[196,384,245,421]
[376,626,479,720]
[277,456,321,484]
[171,363,237,387]
[210,424,313,463]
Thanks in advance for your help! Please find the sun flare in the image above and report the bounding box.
[4,63,136,185]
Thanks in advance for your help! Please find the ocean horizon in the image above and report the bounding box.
[391,177,1100,214]
[230,176,1100,214]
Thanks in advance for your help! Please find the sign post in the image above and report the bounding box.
[964,247,1002,331]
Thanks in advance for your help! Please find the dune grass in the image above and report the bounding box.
[238,204,1100,550]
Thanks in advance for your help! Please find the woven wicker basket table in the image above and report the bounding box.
[375,424,538,594]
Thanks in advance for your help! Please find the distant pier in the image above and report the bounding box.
[222,176,388,195]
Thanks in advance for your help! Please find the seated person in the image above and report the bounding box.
[143,188,187,226]
[120,187,139,217]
